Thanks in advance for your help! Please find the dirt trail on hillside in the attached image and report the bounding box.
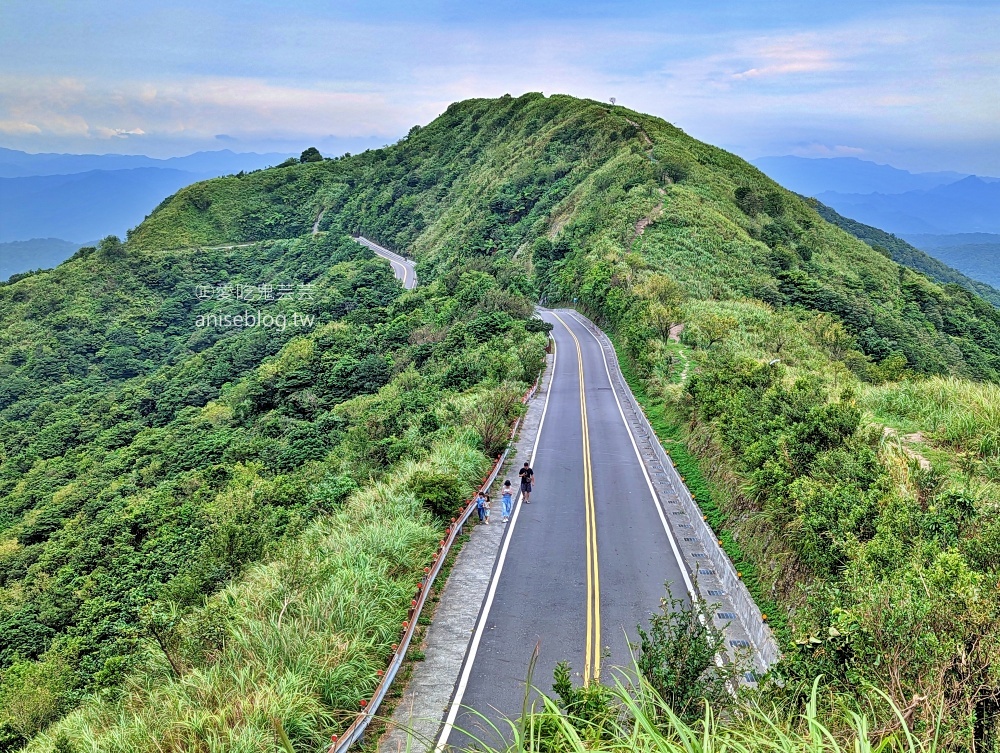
[882,427,932,470]
[625,118,653,147]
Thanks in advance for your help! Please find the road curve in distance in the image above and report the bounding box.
[354,236,417,289]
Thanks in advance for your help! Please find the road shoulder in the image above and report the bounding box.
[378,347,555,753]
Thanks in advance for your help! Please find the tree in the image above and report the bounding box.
[734,186,764,216]
[639,274,686,340]
[97,235,125,260]
[691,313,737,349]
[809,314,853,362]
[466,382,524,457]
[299,147,323,163]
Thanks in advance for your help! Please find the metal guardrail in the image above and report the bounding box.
[354,236,412,265]
[328,376,542,753]
[569,313,781,669]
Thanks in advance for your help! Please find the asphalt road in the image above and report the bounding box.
[441,308,689,749]
[354,236,417,289]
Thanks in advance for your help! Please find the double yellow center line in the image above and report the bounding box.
[553,312,601,683]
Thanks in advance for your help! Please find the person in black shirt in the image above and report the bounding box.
[518,461,534,503]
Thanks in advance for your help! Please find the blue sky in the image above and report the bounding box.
[2,0,998,173]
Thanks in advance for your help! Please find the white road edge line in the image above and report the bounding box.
[566,310,696,600]
[375,251,408,286]
[435,325,558,752]
[356,237,413,288]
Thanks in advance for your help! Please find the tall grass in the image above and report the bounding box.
[860,377,1000,458]
[27,437,488,753]
[454,674,940,753]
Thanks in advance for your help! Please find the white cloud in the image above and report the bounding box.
[106,128,146,138]
[729,39,840,80]
[0,74,409,148]
[791,143,867,158]
[0,119,41,135]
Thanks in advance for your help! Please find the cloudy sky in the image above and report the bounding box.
[2,0,998,173]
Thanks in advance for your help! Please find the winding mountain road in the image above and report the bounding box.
[355,236,417,289]
[438,309,692,748]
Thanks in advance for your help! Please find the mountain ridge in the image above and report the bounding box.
[3,93,1000,750]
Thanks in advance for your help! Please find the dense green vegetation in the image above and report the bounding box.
[4,92,1000,750]
[0,215,543,747]
[811,199,1000,306]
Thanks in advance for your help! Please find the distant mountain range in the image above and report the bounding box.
[900,233,1000,290]
[0,147,290,179]
[0,147,292,278]
[809,201,1000,306]
[0,238,84,282]
[0,167,218,243]
[814,177,1000,235]
[752,155,973,195]
[753,156,1000,234]
[753,156,1000,293]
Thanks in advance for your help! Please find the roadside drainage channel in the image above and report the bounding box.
[346,349,554,753]
[567,311,780,676]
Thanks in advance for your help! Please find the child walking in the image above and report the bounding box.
[475,490,488,523]
[484,492,491,524]
[501,480,513,522]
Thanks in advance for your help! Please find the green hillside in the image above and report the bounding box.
[0,234,543,746]
[4,93,1000,750]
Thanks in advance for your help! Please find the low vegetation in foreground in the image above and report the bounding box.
[467,676,943,753]
[459,596,937,753]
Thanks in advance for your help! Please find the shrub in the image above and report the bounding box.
[633,588,743,725]
[410,470,464,518]
[734,186,764,216]
[299,147,323,163]
[466,383,526,457]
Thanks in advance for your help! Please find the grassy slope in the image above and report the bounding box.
[10,93,1000,749]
